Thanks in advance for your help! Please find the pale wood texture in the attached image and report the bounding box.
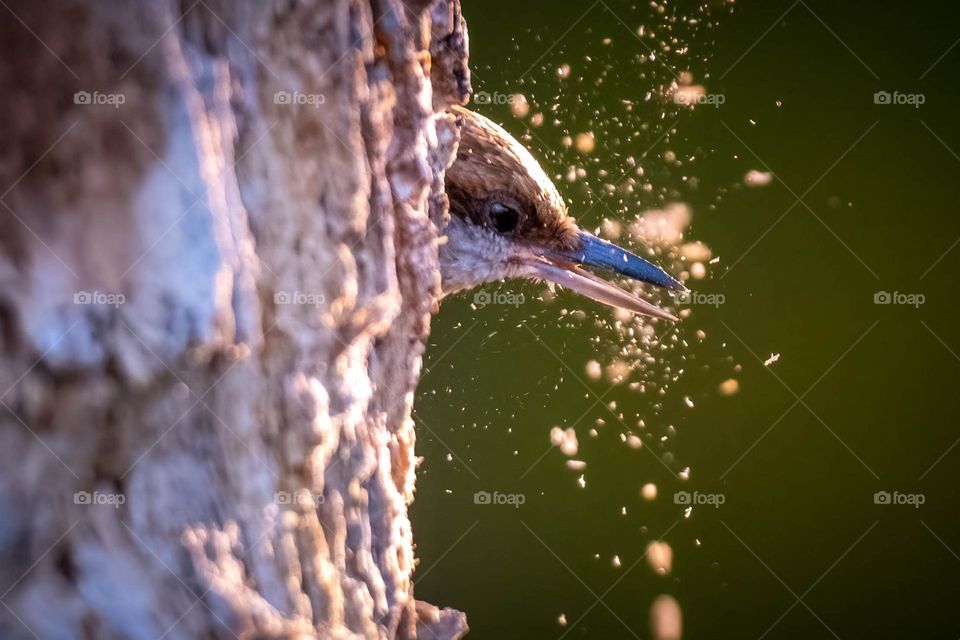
[0,0,470,637]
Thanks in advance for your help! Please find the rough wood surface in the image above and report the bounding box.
[0,1,470,638]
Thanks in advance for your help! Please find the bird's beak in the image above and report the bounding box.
[526,231,686,321]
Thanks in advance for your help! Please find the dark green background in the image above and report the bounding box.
[412,1,960,638]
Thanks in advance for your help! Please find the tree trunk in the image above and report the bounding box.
[0,0,470,638]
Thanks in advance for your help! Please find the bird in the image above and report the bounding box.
[440,105,687,321]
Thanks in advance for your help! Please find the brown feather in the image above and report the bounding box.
[446,105,579,250]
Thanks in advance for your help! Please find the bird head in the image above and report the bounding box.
[440,105,687,321]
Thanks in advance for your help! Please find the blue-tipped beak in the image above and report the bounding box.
[571,231,687,292]
[527,230,685,321]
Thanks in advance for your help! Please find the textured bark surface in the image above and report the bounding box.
[0,0,469,638]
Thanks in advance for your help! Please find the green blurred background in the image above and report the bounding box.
[412,1,960,637]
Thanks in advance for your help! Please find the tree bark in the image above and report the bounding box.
[0,1,470,638]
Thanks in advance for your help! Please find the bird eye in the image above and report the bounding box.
[489,203,520,233]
